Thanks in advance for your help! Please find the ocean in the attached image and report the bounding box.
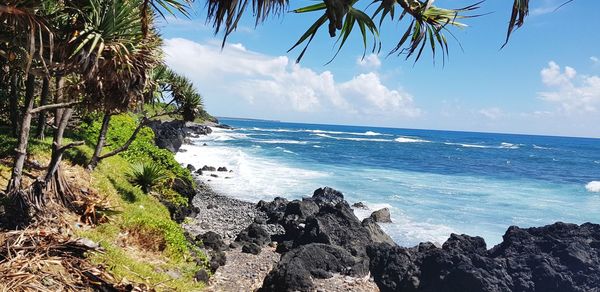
[176,118,600,247]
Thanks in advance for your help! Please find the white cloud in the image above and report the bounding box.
[538,61,600,113]
[356,54,381,70]
[591,56,599,65]
[478,107,503,120]
[163,38,419,120]
[530,0,569,16]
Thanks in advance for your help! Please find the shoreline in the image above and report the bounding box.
[176,123,600,291]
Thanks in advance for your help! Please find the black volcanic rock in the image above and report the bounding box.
[236,223,271,246]
[257,187,394,291]
[242,242,261,255]
[259,243,370,292]
[370,207,392,223]
[312,187,346,207]
[147,120,186,153]
[196,231,227,251]
[201,165,216,171]
[367,222,600,292]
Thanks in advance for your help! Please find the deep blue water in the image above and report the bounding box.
[176,118,600,247]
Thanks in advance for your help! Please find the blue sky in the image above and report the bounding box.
[159,0,600,138]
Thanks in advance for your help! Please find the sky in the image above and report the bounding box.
[158,0,600,138]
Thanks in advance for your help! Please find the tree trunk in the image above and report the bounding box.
[35,77,50,140]
[87,112,112,170]
[86,116,149,170]
[6,74,36,193]
[9,73,20,137]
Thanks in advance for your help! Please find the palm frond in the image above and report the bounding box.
[0,1,54,74]
[290,0,380,64]
[502,0,528,48]
[389,0,483,64]
[205,0,288,46]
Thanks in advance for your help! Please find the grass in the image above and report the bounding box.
[74,144,207,291]
[0,121,208,291]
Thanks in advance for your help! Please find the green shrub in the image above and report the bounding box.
[127,163,167,193]
[77,113,194,204]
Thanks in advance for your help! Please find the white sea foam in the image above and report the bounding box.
[245,127,387,136]
[500,142,520,149]
[533,144,552,150]
[175,144,328,202]
[443,142,490,148]
[394,137,430,143]
[314,133,391,142]
[254,139,309,145]
[193,127,248,142]
[586,181,600,193]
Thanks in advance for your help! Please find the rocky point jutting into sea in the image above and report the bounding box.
[152,120,600,292]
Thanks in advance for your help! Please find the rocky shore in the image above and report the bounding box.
[165,122,600,292]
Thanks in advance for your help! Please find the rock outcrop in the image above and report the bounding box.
[147,120,211,153]
[258,187,394,291]
[367,222,600,292]
[370,207,392,223]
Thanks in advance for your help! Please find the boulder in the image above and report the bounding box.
[236,223,271,246]
[242,242,261,255]
[195,169,203,175]
[194,269,210,283]
[147,120,186,153]
[370,208,392,223]
[352,202,369,209]
[196,231,227,251]
[201,165,216,171]
[171,177,196,201]
[186,164,196,172]
[184,122,212,136]
[209,250,227,272]
[217,166,228,172]
[312,187,346,207]
[259,243,370,292]
[367,222,600,292]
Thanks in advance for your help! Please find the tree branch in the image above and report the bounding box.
[31,101,81,114]
[97,117,150,160]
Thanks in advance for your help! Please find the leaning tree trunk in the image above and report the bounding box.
[86,116,149,170]
[87,112,112,170]
[35,77,50,140]
[9,73,20,137]
[6,74,36,194]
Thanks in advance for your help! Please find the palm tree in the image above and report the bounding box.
[86,65,206,170]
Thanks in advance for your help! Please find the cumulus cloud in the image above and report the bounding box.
[163,38,420,120]
[538,61,600,113]
[356,54,381,70]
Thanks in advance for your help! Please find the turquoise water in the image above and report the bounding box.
[176,119,600,247]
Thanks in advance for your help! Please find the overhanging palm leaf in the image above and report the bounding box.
[141,0,192,36]
[502,0,529,48]
[290,0,380,64]
[205,0,288,45]
[388,0,483,64]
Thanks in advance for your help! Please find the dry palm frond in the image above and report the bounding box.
[0,0,54,74]
[0,225,140,291]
